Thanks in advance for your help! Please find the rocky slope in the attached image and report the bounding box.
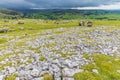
[0,26,120,80]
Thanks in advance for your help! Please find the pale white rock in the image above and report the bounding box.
[62,68,82,77]
[55,77,61,80]
[52,59,61,67]
[117,70,120,73]
[77,69,84,73]
[63,77,74,80]
[31,69,40,77]
[15,77,20,80]
[39,77,44,80]
[33,77,44,80]
[112,47,118,53]
[0,61,6,64]
[51,64,60,72]
[92,69,99,74]
[4,50,13,54]
[0,75,5,80]
[18,70,26,77]
[24,50,34,54]
[7,67,16,74]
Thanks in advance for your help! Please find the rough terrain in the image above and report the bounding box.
[0,20,120,80]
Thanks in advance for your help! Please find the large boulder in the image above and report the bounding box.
[4,20,9,22]
[18,22,24,24]
[0,28,9,33]
[87,21,92,27]
[79,21,85,26]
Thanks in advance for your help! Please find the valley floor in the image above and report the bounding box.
[0,20,120,80]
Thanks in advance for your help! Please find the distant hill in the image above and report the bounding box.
[0,8,23,19]
[1,8,120,20]
[18,9,120,20]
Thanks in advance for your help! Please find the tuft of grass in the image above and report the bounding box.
[40,57,46,61]
[27,59,32,63]
[0,53,12,61]
[0,38,7,44]
[5,74,18,80]
[83,54,90,59]
[0,61,12,70]
[74,72,101,80]
[44,74,53,80]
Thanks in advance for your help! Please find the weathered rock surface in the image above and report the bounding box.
[1,26,120,80]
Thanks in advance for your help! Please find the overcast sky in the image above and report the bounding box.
[0,0,120,10]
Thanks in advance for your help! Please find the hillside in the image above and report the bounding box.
[0,8,23,19]
[17,9,120,20]
[1,8,120,20]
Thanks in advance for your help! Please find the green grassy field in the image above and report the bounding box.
[0,19,120,45]
[1,19,120,80]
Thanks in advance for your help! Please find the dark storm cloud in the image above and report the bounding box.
[0,0,120,9]
[26,0,120,8]
[0,0,35,8]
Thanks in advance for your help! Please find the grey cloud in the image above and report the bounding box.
[0,0,120,9]
[25,0,120,8]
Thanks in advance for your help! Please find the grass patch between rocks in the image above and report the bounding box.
[74,54,120,80]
